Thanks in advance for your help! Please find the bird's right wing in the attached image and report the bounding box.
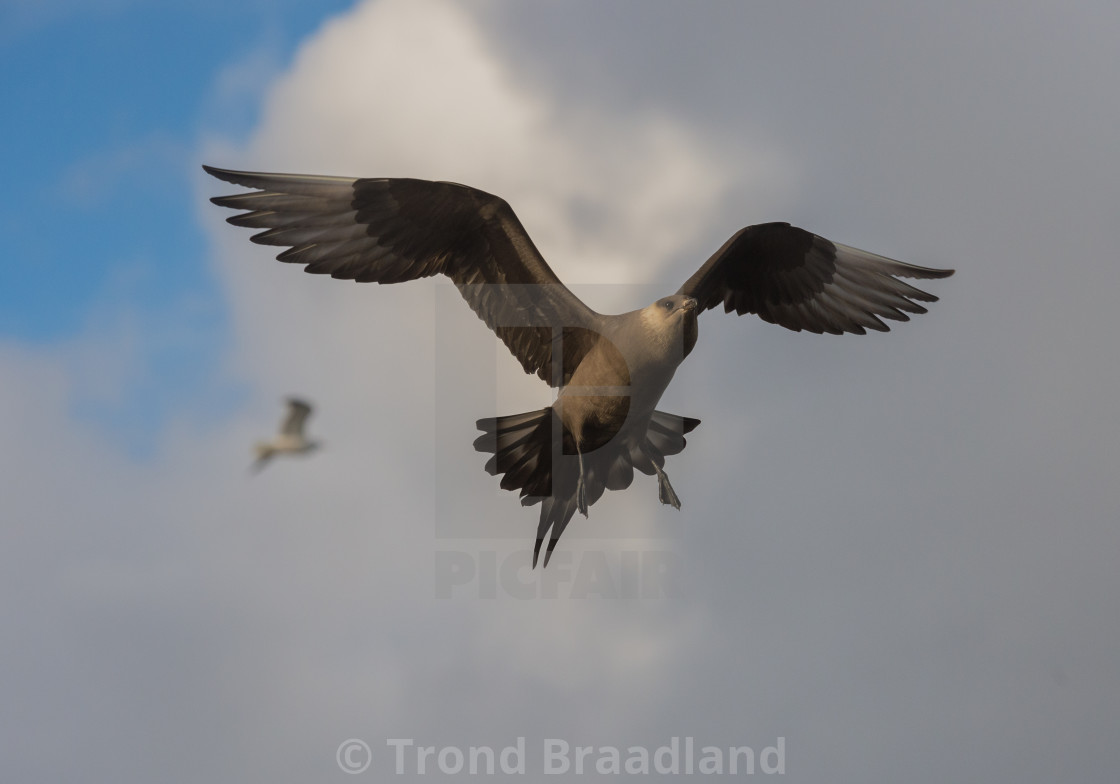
[281,398,312,437]
[206,166,602,386]
[677,222,954,335]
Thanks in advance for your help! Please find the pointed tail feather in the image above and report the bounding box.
[534,494,579,568]
[475,407,700,566]
[475,407,578,567]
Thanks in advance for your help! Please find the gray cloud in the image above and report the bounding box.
[3,0,1119,781]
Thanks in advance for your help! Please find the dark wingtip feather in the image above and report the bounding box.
[202,164,243,185]
[900,264,956,280]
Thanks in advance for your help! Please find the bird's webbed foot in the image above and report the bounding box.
[655,465,682,510]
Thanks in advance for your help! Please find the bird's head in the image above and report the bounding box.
[640,295,699,359]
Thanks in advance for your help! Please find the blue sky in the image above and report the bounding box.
[1,1,354,452]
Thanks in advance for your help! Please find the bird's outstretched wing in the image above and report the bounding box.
[281,398,312,437]
[677,222,954,335]
[205,166,603,386]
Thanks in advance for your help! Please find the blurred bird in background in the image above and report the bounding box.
[252,397,321,473]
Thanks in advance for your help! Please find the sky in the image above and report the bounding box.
[2,0,1119,782]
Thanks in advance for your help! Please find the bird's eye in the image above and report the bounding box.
[662,300,673,309]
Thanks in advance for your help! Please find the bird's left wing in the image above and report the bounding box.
[281,398,312,437]
[676,222,954,335]
[205,166,602,386]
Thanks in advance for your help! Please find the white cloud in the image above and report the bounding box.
[237,0,788,293]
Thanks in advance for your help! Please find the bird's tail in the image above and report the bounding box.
[474,407,700,567]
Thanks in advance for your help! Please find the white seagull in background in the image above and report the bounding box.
[252,397,321,472]
[207,165,954,565]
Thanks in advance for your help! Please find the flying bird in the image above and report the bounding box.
[252,397,321,472]
[206,165,953,565]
